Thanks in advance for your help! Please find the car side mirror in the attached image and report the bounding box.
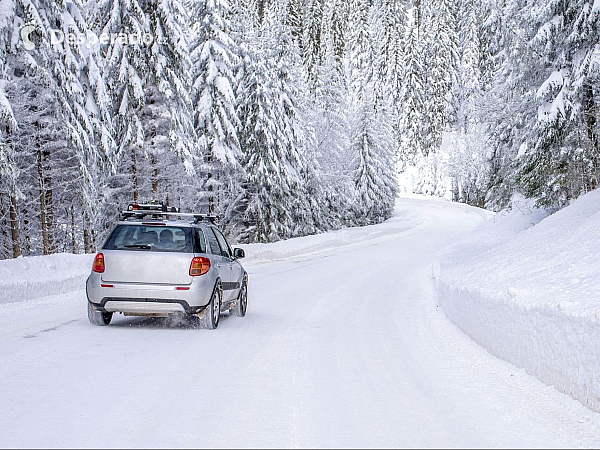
[233,248,245,259]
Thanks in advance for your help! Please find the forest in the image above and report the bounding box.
[0,0,598,259]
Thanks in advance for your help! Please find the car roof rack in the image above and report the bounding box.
[120,203,219,224]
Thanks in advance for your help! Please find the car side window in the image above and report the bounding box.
[194,229,207,253]
[213,227,232,258]
[204,227,222,256]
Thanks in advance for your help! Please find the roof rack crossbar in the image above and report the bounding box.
[120,210,218,223]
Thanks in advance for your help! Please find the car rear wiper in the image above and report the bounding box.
[124,244,151,250]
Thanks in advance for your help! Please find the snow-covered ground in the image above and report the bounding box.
[1,197,600,448]
[435,190,600,414]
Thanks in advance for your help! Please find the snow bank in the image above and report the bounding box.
[434,191,600,412]
[0,253,94,305]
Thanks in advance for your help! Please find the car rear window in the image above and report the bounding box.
[103,225,193,253]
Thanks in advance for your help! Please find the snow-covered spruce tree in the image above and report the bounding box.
[347,0,372,105]
[447,126,489,206]
[0,0,20,258]
[421,0,458,155]
[481,0,534,210]
[235,45,287,242]
[515,0,600,209]
[348,0,397,224]
[2,0,116,254]
[235,6,314,242]
[327,0,349,70]
[90,0,149,203]
[0,79,21,258]
[371,0,406,148]
[190,0,241,218]
[478,0,503,92]
[440,0,490,205]
[62,1,117,249]
[310,25,355,229]
[265,4,318,237]
[96,0,195,210]
[143,0,195,200]
[351,89,398,224]
[399,4,426,167]
[452,0,482,133]
[300,0,323,93]
[4,70,65,256]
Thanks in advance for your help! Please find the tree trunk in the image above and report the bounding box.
[1,196,9,259]
[132,147,139,202]
[150,124,158,201]
[43,149,55,254]
[23,205,31,256]
[217,170,221,215]
[207,153,215,214]
[5,128,21,258]
[151,153,159,201]
[71,206,77,254]
[9,193,21,258]
[37,145,49,254]
[584,82,598,191]
[83,211,91,254]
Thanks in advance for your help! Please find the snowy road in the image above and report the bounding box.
[2,198,600,448]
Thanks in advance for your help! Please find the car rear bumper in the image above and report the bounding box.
[88,298,204,315]
[86,273,213,315]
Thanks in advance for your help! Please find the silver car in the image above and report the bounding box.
[86,205,248,329]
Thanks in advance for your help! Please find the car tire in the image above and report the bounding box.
[202,283,222,330]
[88,302,113,326]
[232,278,248,317]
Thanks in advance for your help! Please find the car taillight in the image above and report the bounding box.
[92,253,105,273]
[190,257,210,276]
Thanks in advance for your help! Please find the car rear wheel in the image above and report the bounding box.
[232,279,248,317]
[88,302,113,326]
[202,284,222,330]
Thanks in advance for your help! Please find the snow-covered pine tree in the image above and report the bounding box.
[452,0,482,132]
[235,6,313,242]
[90,0,149,202]
[60,1,117,249]
[95,0,194,210]
[0,78,21,258]
[482,0,534,210]
[515,0,600,209]
[347,0,371,104]
[2,0,116,253]
[352,87,397,224]
[371,0,406,143]
[399,4,426,166]
[439,0,489,205]
[190,0,241,217]
[268,5,317,237]
[327,0,348,71]
[0,0,21,258]
[144,0,195,199]
[348,0,397,224]
[421,0,458,154]
[301,0,323,93]
[478,0,503,92]
[310,24,355,229]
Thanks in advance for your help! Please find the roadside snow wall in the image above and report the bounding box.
[434,192,600,412]
[0,253,93,305]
